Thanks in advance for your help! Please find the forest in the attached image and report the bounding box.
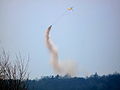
[28,73,120,90]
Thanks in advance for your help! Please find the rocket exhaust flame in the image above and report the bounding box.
[45,25,77,76]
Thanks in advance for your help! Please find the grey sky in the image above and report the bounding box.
[0,0,120,78]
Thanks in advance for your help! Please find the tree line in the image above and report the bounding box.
[28,73,120,90]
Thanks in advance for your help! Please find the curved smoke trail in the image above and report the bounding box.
[45,25,77,76]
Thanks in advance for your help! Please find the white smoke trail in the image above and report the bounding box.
[45,25,77,76]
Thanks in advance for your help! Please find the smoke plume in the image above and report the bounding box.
[45,25,77,76]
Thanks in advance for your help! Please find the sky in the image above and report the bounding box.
[0,0,120,79]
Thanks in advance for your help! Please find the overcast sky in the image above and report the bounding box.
[0,0,120,78]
